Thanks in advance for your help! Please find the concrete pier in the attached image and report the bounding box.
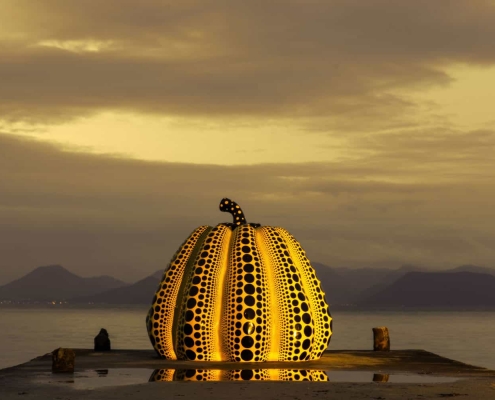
[1,349,494,399]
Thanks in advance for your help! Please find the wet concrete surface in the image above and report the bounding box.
[1,349,494,399]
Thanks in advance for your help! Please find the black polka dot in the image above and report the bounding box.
[187,298,197,308]
[243,264,254,273]
[244,296,255,306]
[189,286,199,296]
[241,350,254,361]
[244,284,255,294]
[242,254,253,263]
[243,322,255,335]
[241,336,254,348]
[185,311,194,322]
[183,324,193,335]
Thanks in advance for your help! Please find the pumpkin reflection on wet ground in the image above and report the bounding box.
[33,368,459,389]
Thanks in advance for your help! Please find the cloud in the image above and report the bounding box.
[1,1,495,283]
[1,132,494,284]
[1,1,495,127]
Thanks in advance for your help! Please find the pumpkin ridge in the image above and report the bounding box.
[255,227,282,360]
[175,225,232,361]
[147,225,210,359]
[173,226,213,359]
[258,226,315,361]
[224,224,271,362]
[276,228,332,359]
[212,225,233,360]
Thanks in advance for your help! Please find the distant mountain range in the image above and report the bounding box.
[1,263,495,309]
[0,265,127,301]
[360,271,495,308]
[71,270,163,304]
[312,263,425,305]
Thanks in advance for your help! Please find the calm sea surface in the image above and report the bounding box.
[1,306,494,370]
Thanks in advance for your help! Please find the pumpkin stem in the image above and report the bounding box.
[219,198,247,226]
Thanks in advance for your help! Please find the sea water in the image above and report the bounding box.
[0,306,494,370]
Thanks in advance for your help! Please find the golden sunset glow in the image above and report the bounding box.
[1,0,495,284]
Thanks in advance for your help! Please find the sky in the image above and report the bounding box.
[1,0,495,284]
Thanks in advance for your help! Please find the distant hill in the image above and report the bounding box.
[448,265,495,276]
[355,264,426,303]
[332,266,393,298]
[0,265,127,301]
[359,271,495,308]
[312,262,352,305]
[71,270,163,304]
[317,265,406,305]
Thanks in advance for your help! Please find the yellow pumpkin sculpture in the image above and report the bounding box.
[146,198,332,362]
